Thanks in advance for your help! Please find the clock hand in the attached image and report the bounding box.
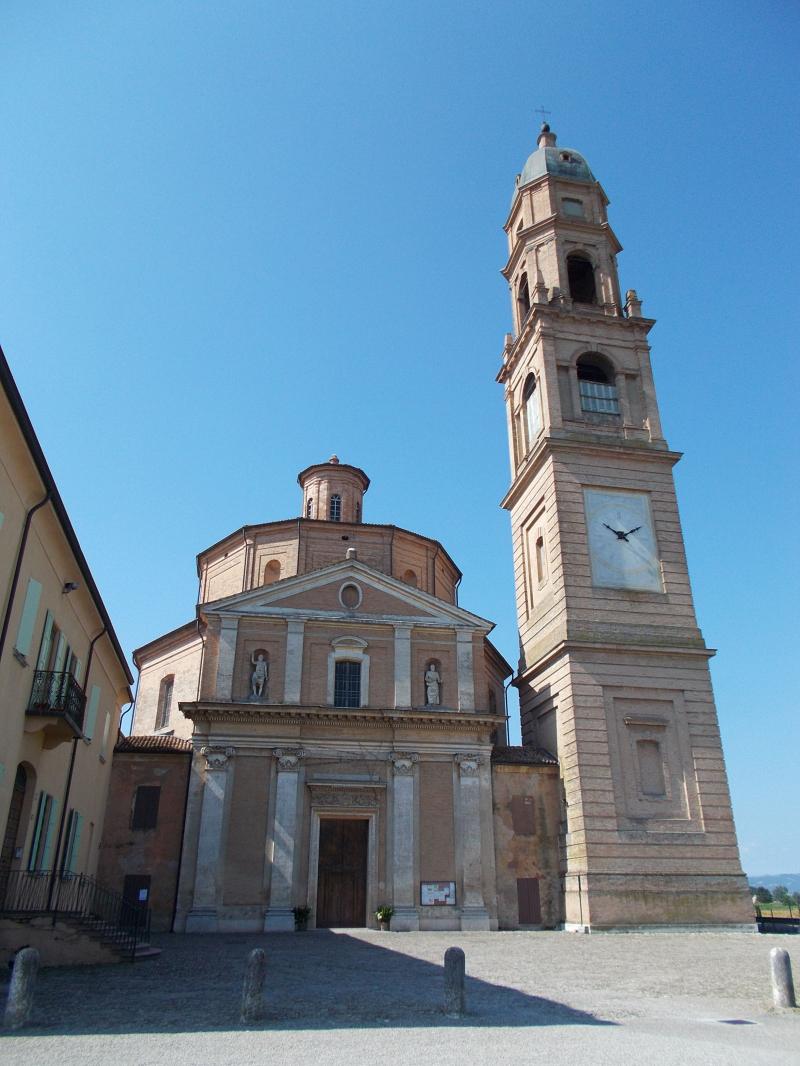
[603,523,629,541]
[624,526,642,537]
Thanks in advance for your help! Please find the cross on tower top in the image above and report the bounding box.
[535,106,551,128]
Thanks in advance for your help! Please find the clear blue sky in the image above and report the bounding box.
[2,1,797,876]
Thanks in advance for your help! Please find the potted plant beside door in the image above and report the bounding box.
[374,905,393,931]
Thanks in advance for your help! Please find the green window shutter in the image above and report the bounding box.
[62,810,83,873]
[42,796,59,869]
[53,633,67,673]
[35,611,55,670]
[84,684,100,740]
[15,578,42,657]
[70,813,83,872]
[101,711,111,756]
[28,793,47,871]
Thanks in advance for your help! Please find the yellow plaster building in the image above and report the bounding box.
[0,349,133,958]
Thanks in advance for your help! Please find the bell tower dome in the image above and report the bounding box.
[498,123,751,931]
[297,456,370,523]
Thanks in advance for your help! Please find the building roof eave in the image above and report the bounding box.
[0,346,134,689]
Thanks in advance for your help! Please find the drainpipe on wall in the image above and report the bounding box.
[47,626,107,909]
[0,490,50,666]
[503,673,515,746]
[170,751,194,933]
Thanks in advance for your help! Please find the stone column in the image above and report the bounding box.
[283,621,305,704]
[456,754,490,930]
[264,748,304,931]
[390,752,419,931]
[216,617,239,700]
[456,631,475,711]
[394,625,412,708]
[186,746,235,932]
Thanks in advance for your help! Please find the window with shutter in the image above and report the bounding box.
[15,578,42,657]
[131,786,161,830]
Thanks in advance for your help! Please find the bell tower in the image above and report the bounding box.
[498,123,752,930]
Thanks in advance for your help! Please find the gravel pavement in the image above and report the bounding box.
[1,929,798,1064]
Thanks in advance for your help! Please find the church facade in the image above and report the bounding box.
[102,125,752,933]
[118,458,561,932]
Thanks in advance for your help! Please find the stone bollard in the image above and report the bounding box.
[240,948,267,1025]
[770,947,797,1008]
[3,947,40,1031]
[444,946,466,1017]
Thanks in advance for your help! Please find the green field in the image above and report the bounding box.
[754,903,799,918]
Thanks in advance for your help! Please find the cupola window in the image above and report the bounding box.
[329,494,342,522]
[522,374,542,446]
[577,355,619,415]
[264,560,281,584]
[306,499,313,518]
[155,675,174,731]
[567,254,596,305]
[517,273,531,325]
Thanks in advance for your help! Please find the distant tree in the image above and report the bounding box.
[792,892,800,907]
[753,886,773,904]
[773,885,791,904]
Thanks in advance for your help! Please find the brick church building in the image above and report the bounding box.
[98,125,752,934]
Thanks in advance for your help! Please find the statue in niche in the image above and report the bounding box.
[250,651,269,699]
[424,663,441,706]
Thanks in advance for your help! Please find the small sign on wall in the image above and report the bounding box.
[420,881,456,906]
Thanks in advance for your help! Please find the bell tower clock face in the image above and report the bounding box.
[584,489,662,592]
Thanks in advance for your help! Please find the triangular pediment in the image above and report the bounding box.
[201,559,493,631]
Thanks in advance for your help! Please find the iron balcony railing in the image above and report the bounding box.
[27,670,86,733]
[0,868,151,960]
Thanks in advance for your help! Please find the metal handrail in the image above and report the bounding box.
[27,670,87,732]
[0,868,150,960]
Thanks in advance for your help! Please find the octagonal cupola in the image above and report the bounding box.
[297,456,370,523]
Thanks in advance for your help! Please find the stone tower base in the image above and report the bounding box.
[564,872,756,932]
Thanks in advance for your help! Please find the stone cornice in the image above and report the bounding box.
[181,701,505,732]
[500,435,682,511]
[501,215,623,279]
[497,306,655,385]
[503,173,607,232]
[515,637,715,683]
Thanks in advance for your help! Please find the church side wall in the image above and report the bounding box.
[491,763,561,928]
[133,636,203,740]
[251,532,300,589]
[96,750,191,931]
[202,542,248,603]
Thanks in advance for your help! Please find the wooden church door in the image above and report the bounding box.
[316,818,368,928]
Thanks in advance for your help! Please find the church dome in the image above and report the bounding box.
[514,124,594,198]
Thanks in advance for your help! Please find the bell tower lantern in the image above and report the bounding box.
[498,123,752,931]
[298,456,370,524]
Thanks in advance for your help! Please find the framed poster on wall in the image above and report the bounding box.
[420,881,456,906]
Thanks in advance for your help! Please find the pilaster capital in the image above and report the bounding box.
[391,752,419,776]
[455,753,482,777]
[200,746,235,771]
[273,747,305,772]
